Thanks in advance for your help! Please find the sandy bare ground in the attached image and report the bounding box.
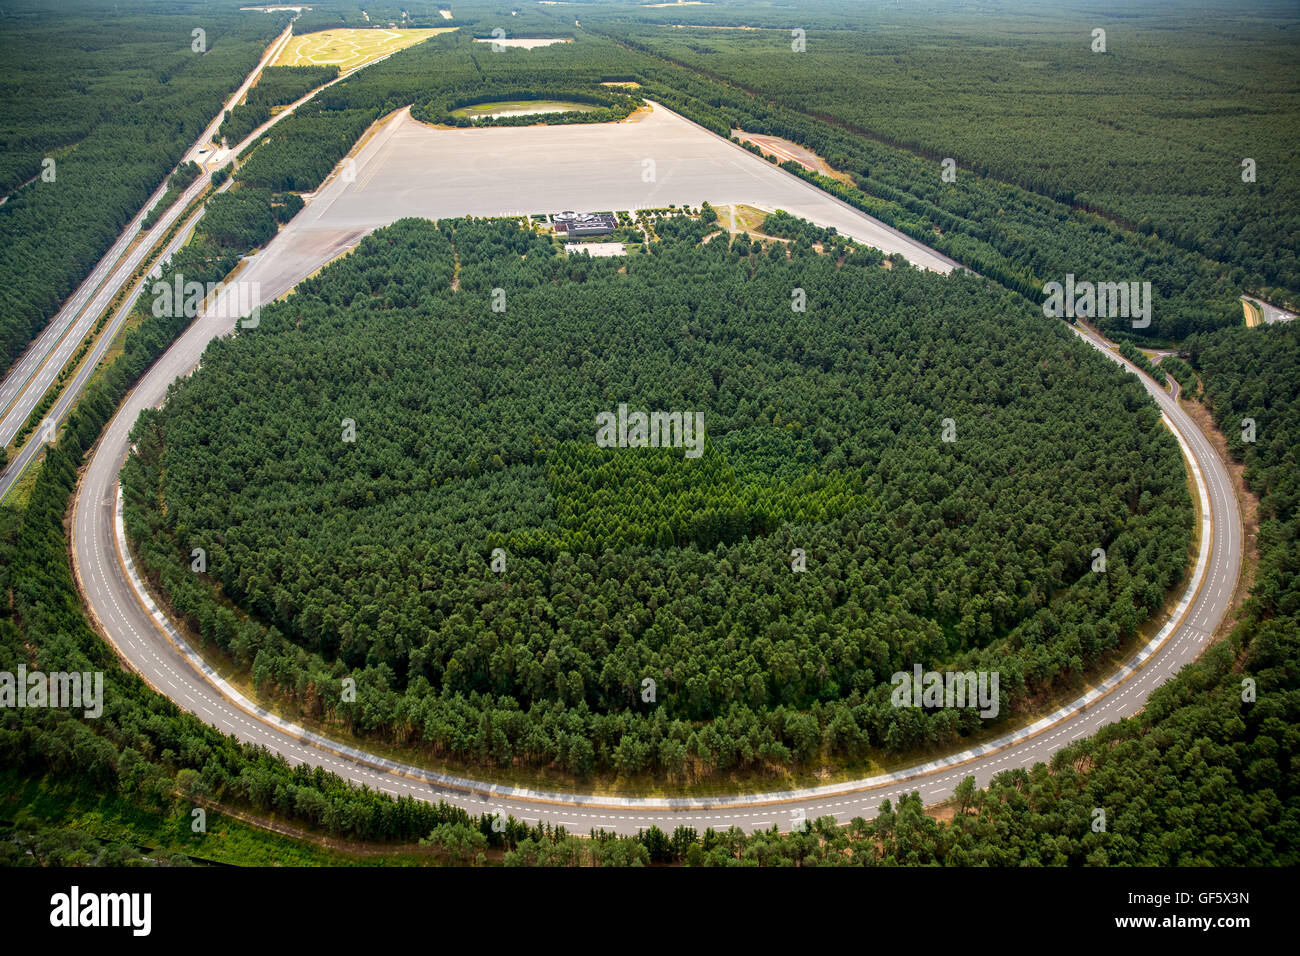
[735,130,855,185]
[473,37,571,49]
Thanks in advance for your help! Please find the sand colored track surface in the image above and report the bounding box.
[274,28,455,72]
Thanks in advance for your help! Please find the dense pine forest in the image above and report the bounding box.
[7,213,1293,865]
[0,184,481,847]
[215,65,339,146]
[121,217,1191,780]
[401,318,1300,866]
[1,0,1296,870]
[642,320,1298,865]
[219,12,1287,342]
[591,1,1299,307]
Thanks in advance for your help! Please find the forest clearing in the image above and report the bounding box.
[274,27,455,71]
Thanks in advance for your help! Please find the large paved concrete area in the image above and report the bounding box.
[273,100,958,291]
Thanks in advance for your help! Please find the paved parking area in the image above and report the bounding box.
[238,100,959,314]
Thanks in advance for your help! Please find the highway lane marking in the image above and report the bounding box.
[0,25,327,475]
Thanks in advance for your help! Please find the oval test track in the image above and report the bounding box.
[70,112,1242,838]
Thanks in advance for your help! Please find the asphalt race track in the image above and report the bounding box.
[68,102,1241,836]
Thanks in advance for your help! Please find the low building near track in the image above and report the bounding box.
[553,211,616,237]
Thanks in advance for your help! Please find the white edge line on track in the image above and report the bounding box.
[108,370,1217,812]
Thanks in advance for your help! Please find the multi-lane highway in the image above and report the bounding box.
[66,108,1243,833]
[0,23,293,455]
[0,19,418,502]
[0,185,225,502]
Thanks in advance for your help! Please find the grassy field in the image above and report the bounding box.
[275,28,455,72]
[715,202,773,236]
[450,100,597,120]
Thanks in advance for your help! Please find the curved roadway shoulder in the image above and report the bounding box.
[69,169,1241,840]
